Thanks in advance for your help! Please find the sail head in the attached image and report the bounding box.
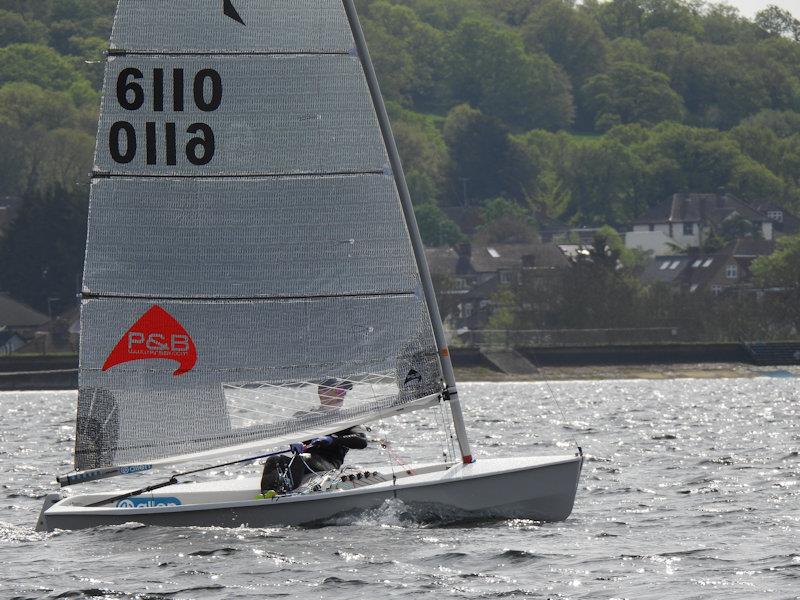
[75,0,443,471]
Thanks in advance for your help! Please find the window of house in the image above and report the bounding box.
[703,259,713,268]
[669,261,680,270]
[712,285,723,295]
[690,284,699,293]
[455,278,467,290]
[767,210,784,223]
[692,259,702,268]
[463,302,473,317]
[487,247,500,258]
[659,261,670,270]
[683,222,694,235]
[726,264,738,279]
[500,271,512,284]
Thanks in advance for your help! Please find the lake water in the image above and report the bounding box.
[1,378,798,599]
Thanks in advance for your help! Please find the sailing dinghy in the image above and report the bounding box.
[37,0,582,532]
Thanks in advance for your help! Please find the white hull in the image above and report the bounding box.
[38,455,582,532]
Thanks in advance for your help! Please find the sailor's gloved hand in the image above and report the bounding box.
[307,436,334,448]
[289,442,305,454]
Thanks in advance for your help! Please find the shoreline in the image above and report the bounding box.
[0,361,797,392]
[454,362,800,382]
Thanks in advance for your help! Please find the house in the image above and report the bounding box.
[640,239,775,295]
[0,294,49,334]
[752,201,800,236]
[0,328,26,355]
[426,242,569,329]
[0,294,51,354]
[627,192,774,255]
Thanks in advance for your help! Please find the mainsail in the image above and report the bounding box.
[74,0,448,472]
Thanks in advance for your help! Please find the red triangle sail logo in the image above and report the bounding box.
[102,305,197,376]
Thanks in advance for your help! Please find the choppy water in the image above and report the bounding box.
[1,378,798,599]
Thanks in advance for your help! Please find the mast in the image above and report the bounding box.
[343,0,473,464]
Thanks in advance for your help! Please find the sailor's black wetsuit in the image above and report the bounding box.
[260,427,367,493]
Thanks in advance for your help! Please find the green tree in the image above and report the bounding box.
[523,0,609,86]
[486,286,518,330]
[755,4,800,41]
[580,61,685,130]
[0,9,46,46]
[752,234,800,288]
[414,203,465,247]
[443,104,512,202]
[0,43,87,92]
[700,4,761,45]
[0,82,93,196]
[447,18,574,130]
[0,186,88,313]
[475,197,538,244]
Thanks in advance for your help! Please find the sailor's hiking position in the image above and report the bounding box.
[260,379,367,495]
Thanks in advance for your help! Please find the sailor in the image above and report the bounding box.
[260,379,367,495]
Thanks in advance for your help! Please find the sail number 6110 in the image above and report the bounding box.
[109,68,222,166]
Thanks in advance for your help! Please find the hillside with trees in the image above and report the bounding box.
[0,0,798,331]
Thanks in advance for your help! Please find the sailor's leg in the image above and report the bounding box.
[261,455,291,492]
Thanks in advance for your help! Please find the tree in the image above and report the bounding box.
[755,5,800,41]
[414,203,465,247]
[751,233,800,330]
[389,106,449,204]
[0,43,86,92]
[442,104,512,202]
[0,82,93,196]
[580,61,685,130]
[363,2,451,109]
[752,234,800,289]
[475,197,538,244]
[0,9,46,46]
[522,0,609,86]
[560,137,645,225]
[447,18,574,131]
[0,186,88,313]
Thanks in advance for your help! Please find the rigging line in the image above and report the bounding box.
[81,290,417,302]
[525,347,582,455]
[91,170,386,180]
[86,447,295,508]
[107,50,353,57]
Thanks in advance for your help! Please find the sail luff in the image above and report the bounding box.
[342,0,473,463]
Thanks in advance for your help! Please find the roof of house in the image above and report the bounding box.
[426,242,569,277]
[730,238,775,258]
[641,240,774,290]
[634,193,766,226]
[425,246,460,277]
[0,294,49,328]
[752,201,800,234]
[468,243,570,272]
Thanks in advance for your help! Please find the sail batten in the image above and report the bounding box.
[75,0,444,471]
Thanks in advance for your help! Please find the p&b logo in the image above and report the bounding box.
[102,305,197,376]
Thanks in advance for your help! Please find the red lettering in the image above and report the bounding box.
[102,306,197,376]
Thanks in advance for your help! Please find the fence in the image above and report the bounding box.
[447,328,681,349]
